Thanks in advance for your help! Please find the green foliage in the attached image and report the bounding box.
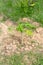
[23,22,36,29]
[31,0,43,24]
[0,0,35,21]
[0,0,43,25]
[16,23,24,32]
[30,3,35,6]
[16,22,35,36]
[0,52,43,65]
[8,54,23,65]
[28,52,43,65]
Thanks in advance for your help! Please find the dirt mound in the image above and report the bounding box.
[0,19,43,56]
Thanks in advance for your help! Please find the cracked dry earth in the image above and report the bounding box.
[0,19,43,56]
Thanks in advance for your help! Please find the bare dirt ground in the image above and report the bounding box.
[0,16,43,57]
[0,16,43,65]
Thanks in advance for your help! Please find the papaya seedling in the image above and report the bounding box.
[16,23,24,44]
[16,22,36,43]
[16,23,24,32]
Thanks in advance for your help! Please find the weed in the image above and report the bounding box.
[16,22,36,33]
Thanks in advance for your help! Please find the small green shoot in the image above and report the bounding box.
[16,24,24,32]
[24,22,36,29]
[16,22,35,36]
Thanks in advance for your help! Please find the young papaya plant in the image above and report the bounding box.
[16,22,36,44]
[16,23,24,44]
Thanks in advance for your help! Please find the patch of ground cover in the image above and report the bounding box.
[31,0,43,25]
[0,17,43,55]
[0,16,43,65]
[0,51,43,65]
[0,0,43,25]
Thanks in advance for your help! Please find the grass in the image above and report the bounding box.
[0,0,43,25]
[0,52,43,65]
[31,0,43,25]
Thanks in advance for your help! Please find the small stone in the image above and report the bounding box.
[29,46,32,50]
[6,46,9,50]
[36,27,43,33]
[32,44,35,47]
[22,18,28,22]
[25,47,29,51]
